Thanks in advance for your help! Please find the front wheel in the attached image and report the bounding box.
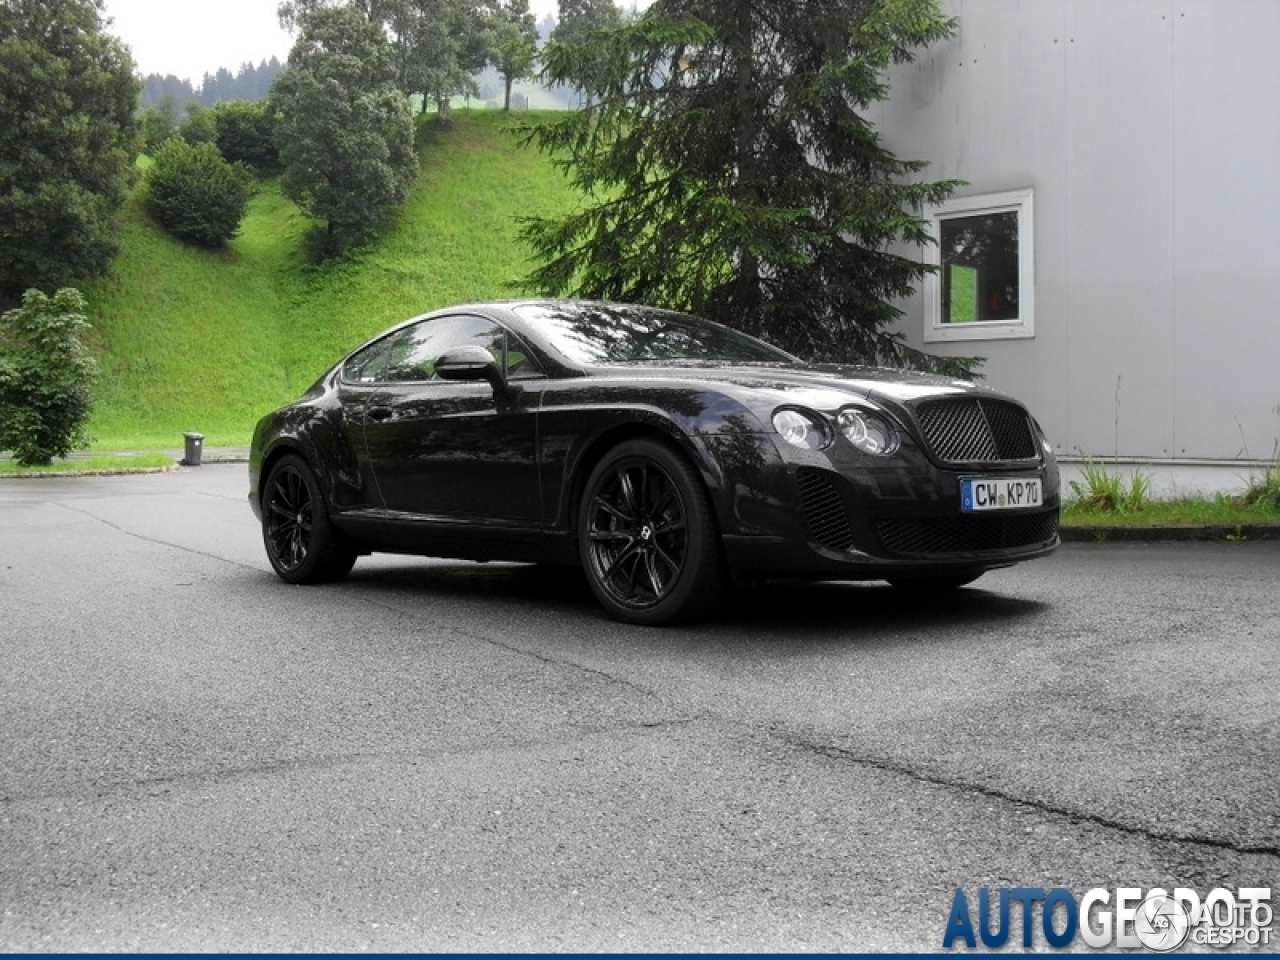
[261,454,357,584]
[578,439,724,625]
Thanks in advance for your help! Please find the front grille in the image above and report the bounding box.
[876,512,1058,557]
[795,468,856,550]
[916,398,1037,463]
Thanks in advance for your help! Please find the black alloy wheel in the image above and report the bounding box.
[579,438,723,625]
[261,454,357,584]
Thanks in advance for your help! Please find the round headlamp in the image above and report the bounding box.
[772,408,829,450]
[837,408,899,456]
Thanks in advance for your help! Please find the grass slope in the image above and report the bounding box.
[84,110,573,449]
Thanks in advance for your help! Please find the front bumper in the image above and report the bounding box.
[701,431,1060,580]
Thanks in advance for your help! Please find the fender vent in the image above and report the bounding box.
[796,468,856,551]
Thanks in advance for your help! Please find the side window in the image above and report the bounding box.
[343,335,394,382]
[343,315,543,383]
[924,189,1035,342]
[504,330,542,380]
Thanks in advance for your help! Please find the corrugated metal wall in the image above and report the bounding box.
[875,0,1280,464]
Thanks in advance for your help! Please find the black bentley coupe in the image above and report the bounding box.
[249,300,1059,624]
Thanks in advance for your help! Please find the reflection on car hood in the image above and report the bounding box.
[583,361,986,405]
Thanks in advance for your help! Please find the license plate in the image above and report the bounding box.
[961,477,1043,512]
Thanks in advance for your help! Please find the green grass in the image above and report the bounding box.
[1060,456,1280,530]
[0,453,175,475]
[81,109,575,450]
[1062,495,1280,528]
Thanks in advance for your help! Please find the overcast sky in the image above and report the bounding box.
[101,0,563,82]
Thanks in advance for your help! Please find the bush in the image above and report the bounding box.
[1239,448,1280,510]
[177,103,217,145]
[139,103,178,154]
[145,139,255,248]
[213,100,279,174]
[1068,456,1152,513]
[0,288,97,467]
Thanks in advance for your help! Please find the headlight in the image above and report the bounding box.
[772,408,830,450]
[837,408,899,455]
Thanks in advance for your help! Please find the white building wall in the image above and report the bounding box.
[872,0,1280,484]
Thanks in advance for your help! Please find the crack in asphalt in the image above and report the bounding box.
[54,502,261,572]
[0,717,702,807]
[351,592,672,703]
[774,731,1280,860]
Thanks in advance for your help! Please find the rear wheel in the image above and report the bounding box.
[579,439,724,625]
[261,454,357,584]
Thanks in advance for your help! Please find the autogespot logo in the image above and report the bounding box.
[942,885,1273,950]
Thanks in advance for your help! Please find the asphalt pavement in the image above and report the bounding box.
[1,464,1277,951]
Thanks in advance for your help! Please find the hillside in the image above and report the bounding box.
[84,110,576,449]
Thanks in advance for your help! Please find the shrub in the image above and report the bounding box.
[177,103,217,145]
[212,100,279,174]
[145,139,255,248]
[0,288,97,466]
[139,103,177,154]
[1238,448,1280,510]
[1068,456,1152,513]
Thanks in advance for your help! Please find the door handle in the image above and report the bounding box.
[367,406,393,423]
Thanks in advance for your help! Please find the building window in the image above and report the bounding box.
[924,189,1034,342]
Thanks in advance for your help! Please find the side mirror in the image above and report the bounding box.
[436,344,506,393]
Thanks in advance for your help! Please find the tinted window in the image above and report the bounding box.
[940,211,1020,324]
[342,315,539,383]
[513,303,794,365]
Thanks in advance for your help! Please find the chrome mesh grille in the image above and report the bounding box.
[795,468,855,551]
[916,398,1037,463]
[876,512,1058,557]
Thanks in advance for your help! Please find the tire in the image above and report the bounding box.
[578,438,724,625]
[887,571,984,592]
[261,454,357,584]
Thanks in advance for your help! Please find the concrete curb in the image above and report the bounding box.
[1059,524,1280,542]
[0,449,248,479]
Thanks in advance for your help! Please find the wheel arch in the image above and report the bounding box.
[564,421,727,542]
[256,440,314,512]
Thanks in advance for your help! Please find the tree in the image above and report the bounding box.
[0,288,97,466]
[270,5,418,258]
[551,0,623,46]
[279,0,492,123]
[392,0,492,123]
[0,0,140,304]
[489,0,538,111]
[145,139,255,248]
[550,0,622,105]
[177,102,218,145]
[212,99,279,173]
[139,99,179,154]
[521,0,973,375]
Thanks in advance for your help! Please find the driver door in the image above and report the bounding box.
[358,313,542,528]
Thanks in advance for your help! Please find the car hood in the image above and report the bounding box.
[583,361,995,407]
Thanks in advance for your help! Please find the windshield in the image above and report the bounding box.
[513,302,795,365]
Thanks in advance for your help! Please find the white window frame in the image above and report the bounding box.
[924,188,1035,343]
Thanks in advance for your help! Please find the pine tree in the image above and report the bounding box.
[520,0,972,374]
